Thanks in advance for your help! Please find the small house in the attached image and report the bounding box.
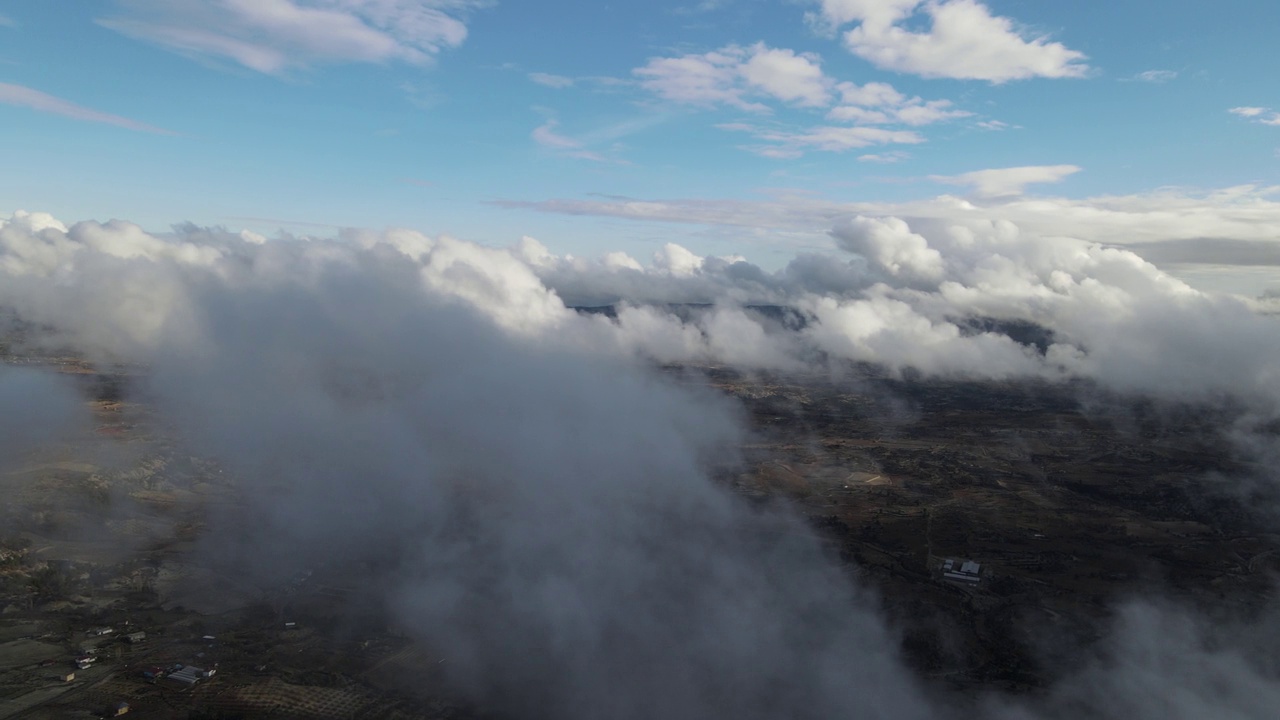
[124,632,146,644]
[111,701,131,716]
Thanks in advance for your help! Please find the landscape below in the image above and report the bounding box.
[1,345,1277,719]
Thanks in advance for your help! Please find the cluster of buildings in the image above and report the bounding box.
[940,558,982,584]
[162,663,218,688]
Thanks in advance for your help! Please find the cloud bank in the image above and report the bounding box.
[2,206,1279,718]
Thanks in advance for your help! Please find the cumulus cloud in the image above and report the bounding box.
[98,0,483,74]
[500,183,1280,260]
[830,215,944,282]
[635,44,967,125]
[633,42,969,157]
[634,44,803,112]
[738,45,832,107]
[0,82,175,134]
[0,209,943,720]
[828,81,971,125]
[811,0,1089,83]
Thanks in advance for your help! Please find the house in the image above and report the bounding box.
[124,632,146,644]
[88,627,114,637]
[60,672,75,682]
[111,701,130,716]
[940,558,982,584]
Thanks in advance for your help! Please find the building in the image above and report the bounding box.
[88,627,114,637]
[941,558,982,584]
[60,672,75,682]
[165,665,213,688]
[124,632,146,644]
[111,701,130,716]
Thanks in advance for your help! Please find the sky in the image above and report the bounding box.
[4,5,1280,716]
[1,0,1279,292]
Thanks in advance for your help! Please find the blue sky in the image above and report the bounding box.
[1,0,1278,275]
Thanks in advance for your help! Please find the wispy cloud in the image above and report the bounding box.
[531,120,608,162]
[1230,106,1280,126]
[976,119,1014,131]
[1126,69,1178,83]
[98,0,486,75]
[0,14,14,27]
[720,122,924,159]
[529,72,574,88]
[929,164,1081,197]
[0,82,175,134]
[857,151,910,163]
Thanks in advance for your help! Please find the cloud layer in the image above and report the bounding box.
[2,206,1280,718]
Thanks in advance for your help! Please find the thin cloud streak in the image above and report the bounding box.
[0,82,176,135]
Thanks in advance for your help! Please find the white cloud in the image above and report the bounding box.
[635,45,964,155]
[857,151,910,163]
[635,45,965,123]
[810,0,921,30]
[0,14,13,27]
[836,81,904,107]
[529,72,574,88]
[930,164,1081,198]
[634,46,762,111]
[826,80,971,126]
[830,215,944,281]
[532,120,580,149]
[98,0,482,74]
[826,106,891,124]
[1231,107,1268,118]
[531,120,608,162]
[633,45,801,112]
[723,123,925,158]
[891,99,971,126]
[816,0,1089,83]
[501,184,1280,292]
[0,82,175,134]
[1130,69,1177,83]
[976,119,1012,131]
[1230,106,1280,126]
[738,44,831,107]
